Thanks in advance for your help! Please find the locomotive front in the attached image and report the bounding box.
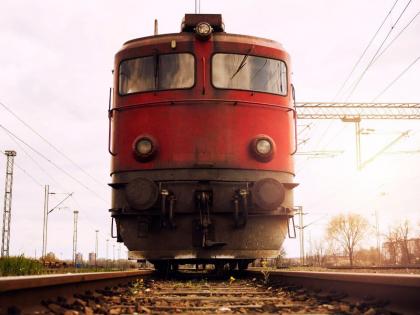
[109,14,297,270]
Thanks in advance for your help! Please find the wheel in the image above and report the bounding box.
[153,260,170,273]
[171,262,179,272]
[228,260,238,271]
[214,261,226,275]
[238,260,251,270]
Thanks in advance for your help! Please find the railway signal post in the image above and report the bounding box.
[1,150,16,257]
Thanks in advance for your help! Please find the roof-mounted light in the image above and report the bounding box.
[195,22,213,40]
[181,14,224,33]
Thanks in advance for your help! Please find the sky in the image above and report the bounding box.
[0,0,419,260]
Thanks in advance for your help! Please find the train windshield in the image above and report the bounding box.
[119,53,194,95]
[212,53,287,95]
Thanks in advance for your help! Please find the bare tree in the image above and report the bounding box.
[326,213,369,266]
[395,220,412,264]
[384,228,399,264]
[311,239,327,266]
[384,220,415,265]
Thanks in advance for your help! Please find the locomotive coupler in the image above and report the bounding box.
[168,195,176,228]
[233,188,249,228]
[160,189,176,229]
[196,191,226,248]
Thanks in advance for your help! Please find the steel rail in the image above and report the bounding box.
[246,269,420,314]
[0,270,152,311]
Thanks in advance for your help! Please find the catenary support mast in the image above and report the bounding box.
[73,210,78,266]
[1,150,17,257]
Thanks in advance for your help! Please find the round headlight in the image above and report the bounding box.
[195,22,212,39]
[256,139,272,155]
[250,135,275,162]
[136,139,152,155]
[133,136,157,162]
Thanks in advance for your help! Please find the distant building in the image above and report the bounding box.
[382,238,420,264]
[88,252,96,265]
[75,252,83,264]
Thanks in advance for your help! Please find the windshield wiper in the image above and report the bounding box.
[230,54,249,80]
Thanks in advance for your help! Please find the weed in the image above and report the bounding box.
[0,255,44,276]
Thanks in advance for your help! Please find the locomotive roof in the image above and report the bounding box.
[121,32,285,51]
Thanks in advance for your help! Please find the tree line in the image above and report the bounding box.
[307,213,420,267]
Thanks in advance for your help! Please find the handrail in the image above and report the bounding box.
[108,88,117,156]
[291,109,298,155]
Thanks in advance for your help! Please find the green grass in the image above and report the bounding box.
[0,255,45,276]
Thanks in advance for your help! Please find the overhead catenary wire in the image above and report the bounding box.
[371,56,420,102]
[0,124,108,203]
[333,0,401,101]
[0,100,104,186]
[0,149,43,187]
[1,147,105,252]
[303,129,420,211]
[344,0,413,101]
[2,129,64,190]
[70,194,114,243]
[371,10,420,67]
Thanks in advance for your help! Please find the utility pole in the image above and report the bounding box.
[295,206,306,266]
[95,230,99,266]
[374,209,381,265]
[106,239,109,260]
[1,150,16,257]
[42,188,73,258]
[73,210,78,266]
[42,185,49,258]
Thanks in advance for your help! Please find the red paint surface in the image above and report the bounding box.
[111,33,295,174]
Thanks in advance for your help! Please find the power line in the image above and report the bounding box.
[0,149,43,187]
[2,129,63,189]
[371,10,420,67]
[333,0,400,101]
[0,125,107,203]
[344,0,413,101]
[70,195,112,242]
[296,124,349,175]
[371,56,419,102]
[0,100,103,186]
[13,162,43,187]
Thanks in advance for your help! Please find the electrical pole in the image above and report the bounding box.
[73,210,78,266]
[295,206,306,266]
[106,239,109,260]
[299,207,304,265]
[1,150,16,257]
[374,209,381,265]
[42,185,50,258]
[42,189,72,258]
[95,230,99,266]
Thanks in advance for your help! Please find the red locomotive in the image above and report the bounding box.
[109,14,297,271]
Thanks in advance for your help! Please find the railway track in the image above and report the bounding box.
[1,268,419,314]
